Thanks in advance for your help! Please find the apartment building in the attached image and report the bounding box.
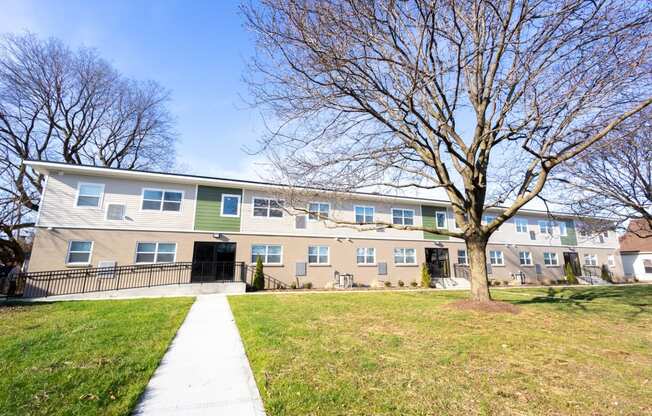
[25,160,623,288]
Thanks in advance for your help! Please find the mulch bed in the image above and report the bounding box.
[446,299,521,314]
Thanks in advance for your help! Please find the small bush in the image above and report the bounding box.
[564,262,578,284]
[384,281,391,287]
[303,282,313,289]
[410,281,418,287]
[420,263,431,288]
[600,264,613,283]
[252,257,265,291]
[398,280,405,287]
[290,282,297,289]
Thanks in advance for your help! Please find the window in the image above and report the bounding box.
[308,203,329,221]
[519,251,533,266]
[308,246,329,264]
[538,220,553,234]
[584,254,598,266]
[356,247,375,264]
[135,242,176,263]
[435,211,447,229]
[543,252,558,266]
[142,189,182,212]
[644,259,652,274]
[253,198,283,218]
[394,248,416,264]
[354,206,374,224]
[483,215,496,225]
[221,194,241,217]
[66,241,93,265]
[457,249,468,265]
[76,183,104,208]
[392,208,414,226]
[489,250,504,266]
[607,255,615,268]
[558,221,568,237]
[251,244,282,264]
[515,218,528,233]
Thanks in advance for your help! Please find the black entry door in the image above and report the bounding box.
[425,248,450,278]
[563,252,582,276]
[191,242,236,281]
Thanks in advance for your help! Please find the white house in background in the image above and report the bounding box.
[620,219,652,282]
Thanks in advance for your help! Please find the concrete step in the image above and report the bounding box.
[433,277,471,289]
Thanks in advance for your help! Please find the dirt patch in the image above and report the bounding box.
[446,299,521,314]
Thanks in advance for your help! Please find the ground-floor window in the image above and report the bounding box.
[457,249,468,265]
[251,244,282,265]
[308,246,329,264]
[543,252,558,266]
[489,250,504,266]
[584,254,598,266]
[356,247,376,265]
[135,242,177,263]
[66,241,93,265]
[519,251,533,266]
[394,248,416,264]
[607,255,615,268]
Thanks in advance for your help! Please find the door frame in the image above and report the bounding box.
[425,247,451,278]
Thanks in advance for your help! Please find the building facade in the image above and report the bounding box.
[26,160,624,288]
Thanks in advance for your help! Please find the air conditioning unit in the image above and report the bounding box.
[97,260,117,278]
[106,204,126,220]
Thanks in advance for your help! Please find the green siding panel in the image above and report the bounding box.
[560,220,577,246]
[194,186,242,232]
[421,205,450,241]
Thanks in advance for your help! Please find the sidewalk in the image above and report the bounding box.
[133,294,266,415]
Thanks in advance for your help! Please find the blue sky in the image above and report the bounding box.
[1,0,265,179]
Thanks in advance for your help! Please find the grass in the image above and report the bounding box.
[229,285,652,416]
[0,297,194,416]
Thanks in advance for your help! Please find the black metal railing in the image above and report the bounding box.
[18,261,247,298]
[243,265,288,290]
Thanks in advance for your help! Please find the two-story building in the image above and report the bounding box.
[25,160,624,288]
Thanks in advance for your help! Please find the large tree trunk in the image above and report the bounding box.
[466,237,492,301]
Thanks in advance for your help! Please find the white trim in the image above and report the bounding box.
[74,182,105,209]
[140,187,185,213]
[250,243,283,265]
[435,209,448,229]
[353,205,375,224]
[307,201,330,222]
[134,241,178,264]
[515,217,528,233]
[518,251,533,266]
[35,174,49,227]
[356,247,376,265]
[391,207,416,226]
[393,247,417,265]
[456,248,469,265]
[307,245,330,265]
[65,240,94,266]
[192,184,199,230]
[543,252,559,266]
[489,250,504,266]
[220,193,241,217]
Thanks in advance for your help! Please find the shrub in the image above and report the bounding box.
[384,280,392,287]
[410,281,418,287]
[600,264,613,283]
[420,263,431,288]
[303,282,313,289]
[564,262,578,284]
[398,280,405,287]
[290,282,297,289]
[252,257,265,291]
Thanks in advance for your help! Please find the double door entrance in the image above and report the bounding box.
[563,252,582,276]
[191,242,237,282]
[425,248,450,278]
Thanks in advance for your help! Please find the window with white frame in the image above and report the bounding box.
[392,208,414,226]
[538,220,553,234]
[435,211,447,229]
[220,194,241,217]
[457,249,468,265]
[515,218,528,233]
[66,241,93,264]
[489,250,504,266]
[253,198,283,218]
[76,183,104,208]
[607,255,615,268]
[308,203,329,221]
[543,252,558,266]
[558,221,568,236]
[356,247,375,264]
[308,246,329,264]
[251,244,282,264]
[519,251,533,266]
[584,254,598,266]
[354,206,374,224]
[142,189,182,212]
[135,242,176,263]
[393,248,416,264]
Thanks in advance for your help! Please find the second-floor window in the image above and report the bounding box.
[355,206,374,224]
[538,220,553,235]
[435,211,447,229]
[356,247,375,264]
[489,250,504,266]
[543,252,558,266]
[253,198,283,218]
[457,249,468,265]
[519,251,533,266]
[308,203,329,220]
[221,194,241,217]
[142,189,182,212]
[515,218,528,233]
[392,208,414,226]
[76,183,104,208]
[558,221,568,236]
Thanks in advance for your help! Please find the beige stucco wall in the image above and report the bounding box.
[30,227,624,288]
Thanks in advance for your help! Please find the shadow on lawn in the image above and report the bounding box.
[509,285,652,317]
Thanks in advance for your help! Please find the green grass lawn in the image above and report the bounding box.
[0,297,194,416]
[230,285,652,416]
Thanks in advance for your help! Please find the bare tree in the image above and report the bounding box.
[554,110,651,236]
[242,0,652,301]
[0,33,177,263]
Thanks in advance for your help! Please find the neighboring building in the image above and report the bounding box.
[620,219,652,282]
[25,160,623,288]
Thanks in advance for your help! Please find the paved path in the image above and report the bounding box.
[133,294,266,415]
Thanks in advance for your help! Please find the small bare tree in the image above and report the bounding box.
[0,33,177,262]
[554,110,651,236]
[242,0,652,301]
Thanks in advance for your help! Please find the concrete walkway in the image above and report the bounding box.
[133,294,266,416]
